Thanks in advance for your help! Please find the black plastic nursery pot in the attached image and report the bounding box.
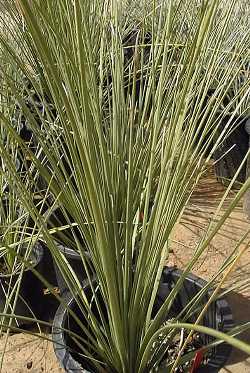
[53,243,91,297]
[52,267,233,373]
[37,244,60,322]
[48,207,92,296]
[213,117,249,185]
[0,241,44,329]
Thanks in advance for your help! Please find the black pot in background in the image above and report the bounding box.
[53,244,91,297]
[0,242,44,329]
[213,116,249,186]
[47,207,92,296]
[52,267,233,373]
[37,244,60,323]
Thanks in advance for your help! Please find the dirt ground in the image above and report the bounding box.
[0,169,249,372]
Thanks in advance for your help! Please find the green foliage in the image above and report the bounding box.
[0,0,249,371]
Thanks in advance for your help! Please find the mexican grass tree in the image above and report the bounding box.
[0,0,250,371]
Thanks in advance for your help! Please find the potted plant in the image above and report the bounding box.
[0,0,250,371]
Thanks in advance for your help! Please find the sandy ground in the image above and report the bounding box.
[0,169,249,372]
[0,332,63,373]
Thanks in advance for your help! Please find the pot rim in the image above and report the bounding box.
[55,243,91,260]
[53,291,86,372]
